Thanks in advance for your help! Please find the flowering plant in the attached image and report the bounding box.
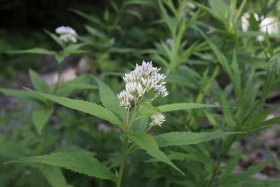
[2,0,280,187]
[4,59,235,187]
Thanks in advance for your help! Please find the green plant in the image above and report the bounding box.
[1,0,280,187]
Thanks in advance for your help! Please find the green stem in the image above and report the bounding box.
[41,122,50,154]
[42,57,63,154]
[116,136,129,187]
[207,135,237,187]
[52,63,63,94]
[128,103,139,132]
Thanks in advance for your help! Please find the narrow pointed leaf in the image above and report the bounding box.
[29,69,50,93]
[27,90,124,130]
[94,77,124,120]
[6,48,56,55]
[158,103,217,112]
[6,151,114,180]
[129,132,184,175]
[155,131,240,147]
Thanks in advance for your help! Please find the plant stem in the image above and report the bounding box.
[41,124,49,154]
[207,135,237,187]
[116,136,129,187]
[53,63,63,94]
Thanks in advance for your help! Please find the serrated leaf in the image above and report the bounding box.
[155,131,239,147]
[158,103,217,113]
[27,90,124,130]
[129,132,184,175]
[94,77,124,120]
[29,69,50,93]
[6,151,114,180]
[6,48,56,55]
[32,108,53,135]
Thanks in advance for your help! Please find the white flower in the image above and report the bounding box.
[155,85,168,97]
[117,61,168,109]
[117,90,134,109]
[125,82,145,98]
[55,26,78,44]
[150,113,166,127]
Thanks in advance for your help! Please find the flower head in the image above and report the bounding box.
[55,26,77,44]
[150,113,166,127]
[117,61,168,109]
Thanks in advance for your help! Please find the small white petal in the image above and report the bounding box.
[150,113,166,126]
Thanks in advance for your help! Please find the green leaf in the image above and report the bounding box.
[223,161,270,185]
[64,44,86,53]
[6,48,56,55]
[129,132,184,175]
[155,131,239,147]
[252,116,280,131]
[35,165,71,187]
[94,77,125,120]
[54,54,65,64]
[27,90,124,130]
[208,0,229,24]
[29,69,50,93]
[32,108,53,135]
[56,75,97,97]
[85,25,106,38]
[109,48,138,53]
[124,0,153,6]
[124,10,143,20]
[265,145,280,170]
[166,74,197,89]
[265,31,274,58]
[0,88,47,104]
[71,9,107,29]
[158,103,217,113]
[220,155,240,182]
[44,30,64,48]
[6,151,114,180]
[104,8,110,22]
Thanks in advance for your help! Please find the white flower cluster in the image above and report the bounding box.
[150,113,166,127]
[117,61,168,109]
[55,26,78,44]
